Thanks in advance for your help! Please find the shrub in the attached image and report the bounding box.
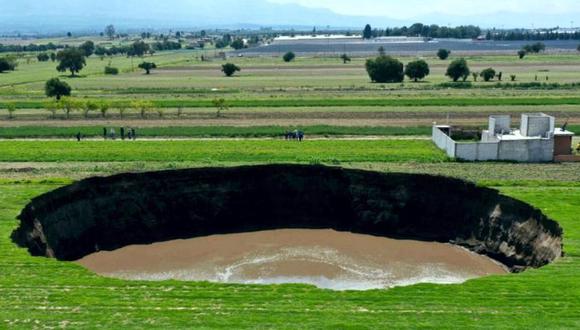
[366,56,404,83]
[480,68,496,82]
[404,59,430,82]
[37,53,50,62]
[518,50,526,59]
[104,66,119,75]
[510,75,517,82]
[445,58,470,82]
[0,56,17,73]
[523,42,546,54]
[221,63,241,77]
[437,49,451,60]
[230,39,245,50]
[340,54,351,64]
[283,52,296,62]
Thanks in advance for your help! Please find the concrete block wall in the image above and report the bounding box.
[489,115,511,134]
[521,115,554,137]
[432,126,456,158]
[498,139,554,162]
[456,142,499,161]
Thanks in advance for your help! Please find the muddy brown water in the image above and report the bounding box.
[77,229,507,290]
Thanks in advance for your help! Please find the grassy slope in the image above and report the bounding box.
[0,140,447,163]
[0,182,578,329]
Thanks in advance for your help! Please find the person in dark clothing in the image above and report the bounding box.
[131,128,137,140]
[297,131,304,142]
[103,128,107,140]
[120,127,125,140]
[76,132,81,142]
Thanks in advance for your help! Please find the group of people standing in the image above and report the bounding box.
[103,127,137,141]
[75,128,138,142]
[285,130,305,142]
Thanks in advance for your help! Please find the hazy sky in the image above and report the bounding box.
[270,0,580,20]
[1,0,579,32]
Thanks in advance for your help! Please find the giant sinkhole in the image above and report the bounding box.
[12,165,563,289]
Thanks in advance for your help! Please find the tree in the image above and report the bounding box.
[45,100,59,119]
[518,50,526,59]
[283,52,296,62]
[437,49,451,60]
[128,41,150,57]
[61,98,81,119]
[340,54,351,64]
[79,41,95,57]
[212,98,228,118]
[138,62,157,74]
[45,78,71,100]
[131,100,153,119]
[50,53,57,62]
[480,68,496,82]
[472,72,479,82]
[230,39,245,50]
[577,44,580,52]
[6,102,16,119]
[105,25,116,39]
[99,101,110,118]
[363,24,372,39]
[82,100,99,118]
[446,58,470,82]
[0,56,17,73]
[56,48,86,77]
[221,63,241,77]
[366,56,404,83]
[37,53,50,62]
[404,59,430,82]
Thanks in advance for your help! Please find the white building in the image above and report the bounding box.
[433,113,575,162]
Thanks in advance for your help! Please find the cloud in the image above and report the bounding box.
[268,0,580,19]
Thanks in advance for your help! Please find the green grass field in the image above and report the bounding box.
[0,125,434,138]
[0,140,447,163]
[1,48,580,328]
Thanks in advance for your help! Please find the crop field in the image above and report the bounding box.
[2,50,580,133]
[1,41,580,328]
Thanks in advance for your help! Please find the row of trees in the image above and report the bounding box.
[363,24,482,39]
[363,55,480,83]
[365,56,430,83]
[488,30,580,41]
[42,98,157,120]
[0,42,62,54]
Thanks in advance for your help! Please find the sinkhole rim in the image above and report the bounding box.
[12,165,564,275]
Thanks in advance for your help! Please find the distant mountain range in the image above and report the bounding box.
[0,0,576,34]
[0,0,395,34]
